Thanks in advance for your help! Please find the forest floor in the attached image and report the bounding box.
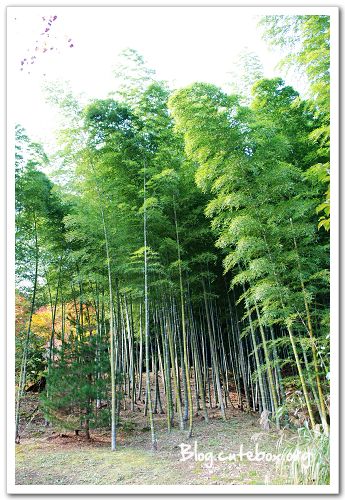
[15,393,290,486]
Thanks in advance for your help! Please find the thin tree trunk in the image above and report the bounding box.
[100,206,117,451]
[137,303,143,400]
[143,161,157,450]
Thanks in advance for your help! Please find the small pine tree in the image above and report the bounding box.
[41,333,120,437]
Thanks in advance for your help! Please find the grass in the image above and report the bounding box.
[15,391,330,486]
[276,427,330,485]
[15,407,289,486]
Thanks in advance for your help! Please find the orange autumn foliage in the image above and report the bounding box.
[30,302,97,342]
[15,293,30,337]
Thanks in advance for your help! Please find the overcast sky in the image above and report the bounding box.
[8,6,306,150]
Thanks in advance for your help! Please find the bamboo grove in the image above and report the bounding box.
[15,16,331,449]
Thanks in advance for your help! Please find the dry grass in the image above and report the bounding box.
[15,394,287,486]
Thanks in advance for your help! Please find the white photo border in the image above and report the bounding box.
[6,2,340,495]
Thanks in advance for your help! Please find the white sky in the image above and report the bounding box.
[8,6,307,150]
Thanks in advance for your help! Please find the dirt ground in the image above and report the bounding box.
[15,394,289,486]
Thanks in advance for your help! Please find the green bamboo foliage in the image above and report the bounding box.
[169,77,330,431]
